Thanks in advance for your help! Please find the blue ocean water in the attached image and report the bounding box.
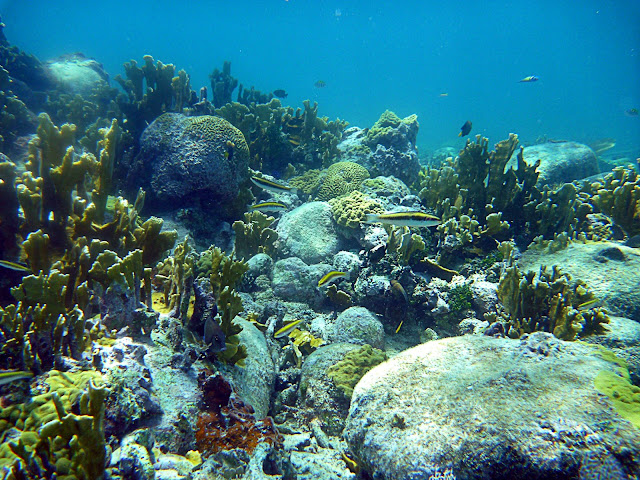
[2,0,639,156]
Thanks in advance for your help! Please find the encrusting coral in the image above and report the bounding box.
[327,344,387,399]
[0,370,108,480]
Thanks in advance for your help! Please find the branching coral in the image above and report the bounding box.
[215,98,347,174]
[0,370,108,480]
[497,264,609,340]
[194,246,249,366]
[580,161,640,237]
[231,211,278,261]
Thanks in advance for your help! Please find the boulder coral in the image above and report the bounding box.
[133,113,249,210]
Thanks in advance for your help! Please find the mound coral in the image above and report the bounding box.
[317,161,370,201]
[329,190,384,228]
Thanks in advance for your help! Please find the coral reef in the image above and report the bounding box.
[232,211,278,261]
[329,190,384,228]
[195,246,249,366]
[195,372,282,455]
[580,161,640,237]
[327,344,387,398]
[114,55,193,138]
[131,113,250,210]
[210,61,238,108]
[215,98,347,175]
[317,161,370,201]
[496,263,609,340]
[0,370,108,480]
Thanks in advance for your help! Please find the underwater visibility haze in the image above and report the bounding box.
[0,1,640,479]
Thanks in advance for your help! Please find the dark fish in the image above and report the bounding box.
[624,235,640,248]
[273,89,288,98]
[204,317,226,352]
[518,75,539,83]
[314,80,326,88]
[390,280,408,303]
[625,108,638,117]
[458,120,472,137]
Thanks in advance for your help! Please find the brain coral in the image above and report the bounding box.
[136,113,250,208]
[318,161,370,201]
[329,190,384,228]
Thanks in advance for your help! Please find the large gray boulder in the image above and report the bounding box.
[276,202,340,264]
[298,343,363,435]
[519,141,599,185]
[272,257,328,308]
[45,53,109,95]
[325,306,385,349]
[344,333,640,480]
[134,113,249,208]
[219,319,275,419]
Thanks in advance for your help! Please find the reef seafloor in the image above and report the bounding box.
[1,18,640,480]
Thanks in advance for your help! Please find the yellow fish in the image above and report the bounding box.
[362,212,441,228]
[0,260,31,272]
[274,320,302,339]
[318,271,347,287]
[0,370,33,386]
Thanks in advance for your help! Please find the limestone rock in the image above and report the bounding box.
[344,333,640,480]
[519,141,599,185]
[325,306,385,349]
[276,202,340,264]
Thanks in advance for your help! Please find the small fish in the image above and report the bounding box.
[204,317,226,352]
[250,175,297,194]
[341,452,360,474]
[624,108,638,117]
[249,201,287,213]
[0,260,31,272]
[314,80,326,88]
[318,270,348,287]
[390,280,408,303]
[288,136,301,146]
[274,320,302,339]
[0,370,33,386]
[458,120,472,137]
[395,320,404,334]
[519,75,539,82]
[439,93,449,97]
[577,298,601,311]
[362,212,441,228]
[273,89,288,99]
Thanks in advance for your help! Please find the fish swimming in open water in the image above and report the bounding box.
[458,120,472,137]
[273,89,288,98]
[362,212,441,228]
[250,176,297,195]
[519,76,539,82]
